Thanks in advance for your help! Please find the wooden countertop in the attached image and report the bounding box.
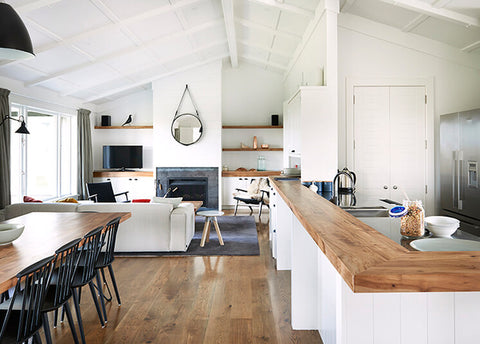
[222,170,282,177]
[270,178,480,293]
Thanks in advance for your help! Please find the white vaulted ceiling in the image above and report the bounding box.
[0,0,479,105]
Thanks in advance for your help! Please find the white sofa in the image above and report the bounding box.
[3,202,195,253]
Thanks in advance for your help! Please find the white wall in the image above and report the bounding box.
[152,61,222,168]
[222,62,284,170]
[337,13,480,212]
[92,89,153,170]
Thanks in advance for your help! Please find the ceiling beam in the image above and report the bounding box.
[378,0,480,28]
[247,0,314,17]
[25,20,223,87]
[236,18,302,40]
[64,40,227,97]
[85,54,228,103]
[401,0,452,32]
[462,40,480,53]
[0,0,205,69]
[221,0,238,67]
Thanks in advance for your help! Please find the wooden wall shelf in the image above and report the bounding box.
[222,148,283,151]
[222,170,282,177]
[93,171,154,178]
[222,125,283,129]
[94,126,153,129]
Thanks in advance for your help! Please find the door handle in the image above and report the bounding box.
[458,151,463,210]
[383,185,388,189]
[392,185,398,190]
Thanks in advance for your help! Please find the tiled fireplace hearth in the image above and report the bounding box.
[156,167,219,209]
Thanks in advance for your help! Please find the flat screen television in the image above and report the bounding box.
[103,145,143,171]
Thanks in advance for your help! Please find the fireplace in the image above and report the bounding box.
[167,177,208,204]
[156,167,218,209]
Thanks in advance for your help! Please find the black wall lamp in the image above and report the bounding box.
[0,114,30,134]
[0,2,35,60]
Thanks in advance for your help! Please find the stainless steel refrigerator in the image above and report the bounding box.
[440,109,480,235]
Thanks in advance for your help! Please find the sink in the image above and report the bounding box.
[341,206,389,218]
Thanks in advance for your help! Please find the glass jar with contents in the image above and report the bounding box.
[257,156,266,171]
[400,200,425,238]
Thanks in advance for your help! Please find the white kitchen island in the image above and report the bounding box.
[269,178,480,344]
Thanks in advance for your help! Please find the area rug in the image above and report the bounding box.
[157,215,260,256]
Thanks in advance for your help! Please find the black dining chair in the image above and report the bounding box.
[42,238,82,344]
[70,226,106,344]
[0,255,55,344]
[86,181,129,203]
[95,217,122,322]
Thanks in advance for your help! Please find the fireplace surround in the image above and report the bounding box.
[156,167,218,209]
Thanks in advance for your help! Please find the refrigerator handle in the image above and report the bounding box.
[453,152,458,209]
[458,151,463,210]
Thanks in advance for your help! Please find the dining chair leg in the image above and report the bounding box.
[53,309,58,327]
[99,268,113,302]
[259,202,263,217]
[72,289,86,344]
[234,200,239,215]
[42,313,53,344]
[88,281,105,328]
[33,331,43,344]
[107,265,122,306]
[248,206,253,215]
[95,271,108,323]
[64,302,80,344]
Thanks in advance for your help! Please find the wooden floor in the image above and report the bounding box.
[49,211,322,343]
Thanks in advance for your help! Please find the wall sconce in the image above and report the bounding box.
[0,3,35,60]
[0,115,30,134]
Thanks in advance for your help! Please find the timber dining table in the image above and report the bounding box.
[0,211,131,294]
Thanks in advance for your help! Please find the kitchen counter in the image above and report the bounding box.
[270,178,480,293]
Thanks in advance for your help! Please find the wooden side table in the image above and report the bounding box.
[197,210,224,247]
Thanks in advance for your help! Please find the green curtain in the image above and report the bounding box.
[77,108,93,200]
[0,89,11,209]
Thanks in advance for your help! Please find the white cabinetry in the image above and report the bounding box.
[283,86,337,181]
[353,86,427,208]
[93,176,155,200]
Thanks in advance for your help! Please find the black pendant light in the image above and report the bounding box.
[0,2,35,60]
[0,115,30,134]
[15,119,30,134]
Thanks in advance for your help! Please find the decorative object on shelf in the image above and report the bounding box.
[253,136,258,149]
[171,84,203,146]
[257,156,266,171]
[249,168,256,171]
[121,114,133,126]
[241,143,251,149]
[0,113,29,134]
[101,115,111,126]
[236,167,247,171]
[271,114,279,126]
[0,3,34,60]
[261,144,269,149]
[222,165,228,171]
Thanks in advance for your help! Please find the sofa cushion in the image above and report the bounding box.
[151,197,183,208]
[23,196,42,203]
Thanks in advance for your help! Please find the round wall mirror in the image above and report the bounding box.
[171,113,203,146]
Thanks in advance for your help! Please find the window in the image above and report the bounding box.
[10,104,76,202]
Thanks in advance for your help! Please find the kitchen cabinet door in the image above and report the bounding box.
[354,86,426,205]
[222,177,248,207]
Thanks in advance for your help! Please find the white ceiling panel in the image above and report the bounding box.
[444,0,480,18]
[39,78,77,94]
[74,29,135,57]
[268,53,289,66]
[412,16,480,49]
[106,50,159,74]
[162,54,200,71]
[126,11,184,42]
[24,24,58,48]
[201,43,228,59]
[346,0,420,30]
[21,46,90,74]
[181,0,223,27]
[149,36,194,61]
[61,64,121,89]
[101,0,171,19]
[191,24,227,46]
[240,27,274,47]
[277,11,310,35]
[271,35,298,53]
[241,45,269,61]
[285,0,319,12]
[25,0,111,38]
[235,1,280,28]
[0,65,45,82]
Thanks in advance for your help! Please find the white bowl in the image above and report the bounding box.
[0,224,25,245]
[425,216,460,237]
